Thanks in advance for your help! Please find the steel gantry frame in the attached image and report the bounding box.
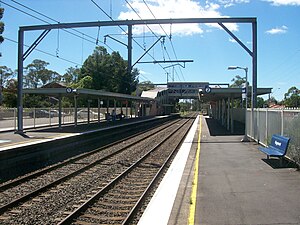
[17,17,257,133]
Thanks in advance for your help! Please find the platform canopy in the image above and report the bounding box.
[23,87,154,102]
[199,87,272,102]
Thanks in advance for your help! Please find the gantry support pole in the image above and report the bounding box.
[127,25,132,76]
[16,29,24,133]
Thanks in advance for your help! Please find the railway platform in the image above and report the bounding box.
[0,115,177,181]
[139,115,300,225]
[0,114,299,224]
[0,116,164,152]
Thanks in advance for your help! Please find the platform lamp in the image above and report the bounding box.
[228,66,249,142]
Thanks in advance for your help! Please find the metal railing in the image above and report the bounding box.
[0,107,136,132]
[247,108,300,165]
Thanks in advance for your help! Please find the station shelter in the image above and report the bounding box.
[23,83,153,129]
[142,82,272,134]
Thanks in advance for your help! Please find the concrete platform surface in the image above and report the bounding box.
[143,115,300,225]
[195,116,300,225]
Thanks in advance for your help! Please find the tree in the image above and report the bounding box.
[135,80,154,96]
[257,97,265,108]
[24,59,61,88]
[283,86,300,108]
[80,46,109,90]
[80,46,139,94]
[0,8,4,55]
[0,66,14,87]
[0,8,4,19]
[230,75,250,108]
[230,75,249,88]
[0,66,14,105]
[76,76,93,89]
[63,67,80,84]
[2,79,17,107]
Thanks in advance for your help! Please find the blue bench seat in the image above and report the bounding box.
[259,146,286,158]
[258,134,290,160]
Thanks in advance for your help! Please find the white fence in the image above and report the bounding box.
[245,108,300,165]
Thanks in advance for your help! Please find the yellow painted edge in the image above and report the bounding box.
[188,115,202,225]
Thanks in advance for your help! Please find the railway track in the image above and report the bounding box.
[0,114,197,224]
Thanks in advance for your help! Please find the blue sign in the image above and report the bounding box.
[205,86,211,93]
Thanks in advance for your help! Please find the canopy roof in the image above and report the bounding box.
[199,87,272,102]
[23,88,153,102]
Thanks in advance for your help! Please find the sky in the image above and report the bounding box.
[0,0,299,101]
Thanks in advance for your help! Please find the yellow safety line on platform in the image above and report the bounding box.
[188,115,202,225]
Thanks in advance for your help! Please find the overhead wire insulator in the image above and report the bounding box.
[96,26,100,45]
[56,28,60,57]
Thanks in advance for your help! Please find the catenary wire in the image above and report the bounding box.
[1,0,115,52]
[90,0,167,73]
[142,0,185,81]
[5,37,82,66]
[124,0,181,80]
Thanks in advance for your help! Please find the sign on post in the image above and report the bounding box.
[242,86,246,99]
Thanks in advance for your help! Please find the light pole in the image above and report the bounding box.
[228,66,249,142]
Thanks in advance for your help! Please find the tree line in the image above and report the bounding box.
[0,49,299,108]
[229,75,300,108]
[0,46,140,108]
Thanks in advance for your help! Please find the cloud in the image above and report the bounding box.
[266,25,288,34]
[229,38,236,42]
[217,0,250,8]
[264,0,300,6]
[118,0,238,36]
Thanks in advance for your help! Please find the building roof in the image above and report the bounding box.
[141,87,168,99]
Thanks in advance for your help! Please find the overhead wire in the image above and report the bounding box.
[123,0,180,80]
[142,0,185,81]
[5,37,82,66]
[261,49,300,85]
[90,0,167,74]
[2,0,115,52]
[10,0,103,44]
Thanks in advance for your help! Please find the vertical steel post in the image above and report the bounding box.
[227,97,230,131]
[265,108,268,143]
[58,94,62,129]
[281,109,284,136]
[252,20,258,141]
[87,100,90,124]
[127,25,132,75]
[17,29,24,133]
[252,20,257,109]
[126,101,128,119]
[74,95,77,127]
[97,98,101,123]
[241,68,249,142]
[231,97,234,133]
[106,99,109,121]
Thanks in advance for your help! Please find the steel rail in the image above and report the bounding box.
[0,118,181,214]
[57,115,196,224]
[122,114,196,224]
[0,118,179,191]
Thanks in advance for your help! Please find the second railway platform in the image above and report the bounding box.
[139,115,300,225]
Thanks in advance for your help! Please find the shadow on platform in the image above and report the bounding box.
[205,118,244,136]
[262,158,298,169]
